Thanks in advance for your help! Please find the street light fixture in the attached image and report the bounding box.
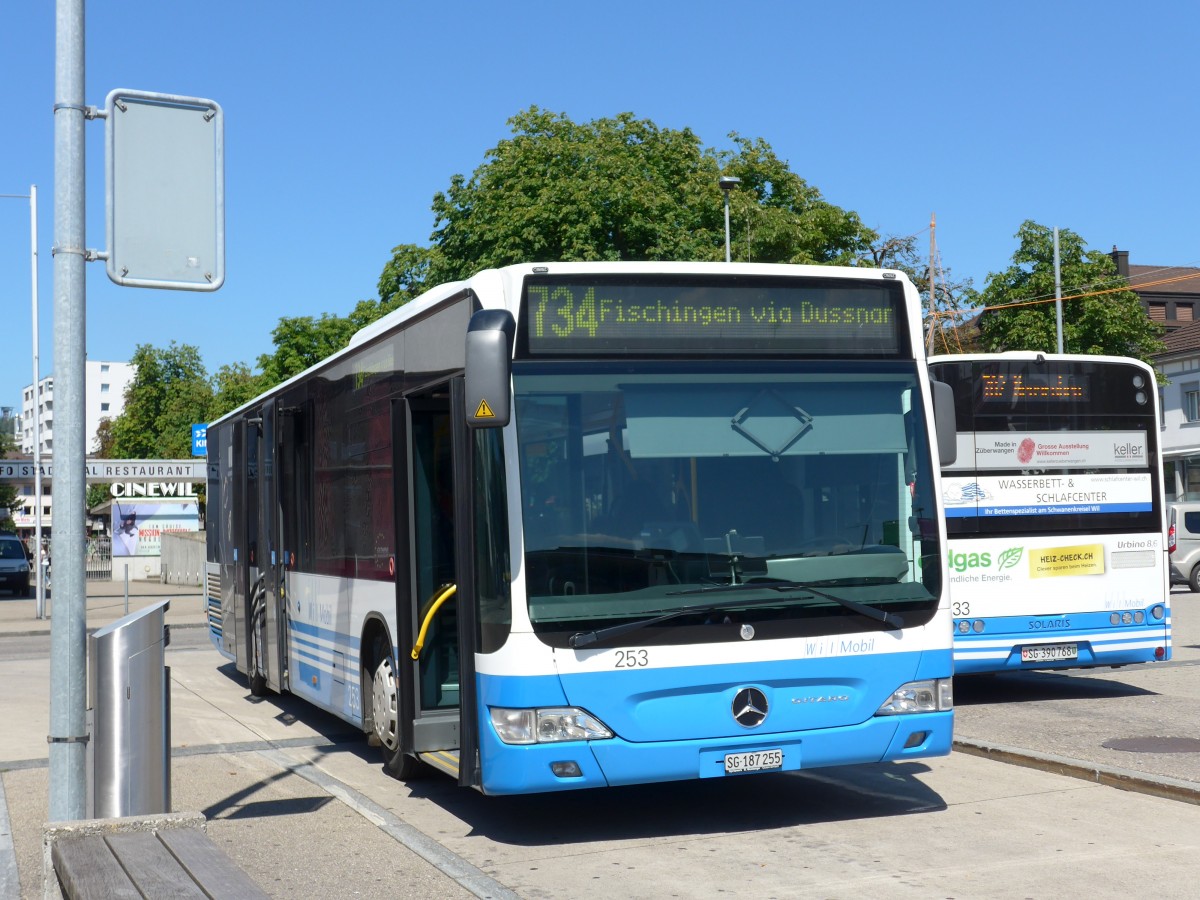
[719,175,740,263]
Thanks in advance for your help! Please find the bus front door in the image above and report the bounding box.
[401,384,478,785]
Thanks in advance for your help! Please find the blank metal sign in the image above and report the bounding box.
[106,88,224,291]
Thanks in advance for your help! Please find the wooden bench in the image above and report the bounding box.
[46,815,268,900]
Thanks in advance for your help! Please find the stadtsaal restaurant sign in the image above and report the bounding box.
[0,460,205,482]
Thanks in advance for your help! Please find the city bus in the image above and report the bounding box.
[205,261,958,795]
[929,352,1171,675]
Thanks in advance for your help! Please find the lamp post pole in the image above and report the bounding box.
[719,176,740,263]
[1,187,42,618]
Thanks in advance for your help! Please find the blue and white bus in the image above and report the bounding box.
[929,352,1171,674]
[206,262,957,795]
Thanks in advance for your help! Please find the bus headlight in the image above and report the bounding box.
[490,707,613,744]
[875,679,953,715]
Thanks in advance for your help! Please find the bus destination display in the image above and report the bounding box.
[520,277,903,356]
[979,372,1090,404]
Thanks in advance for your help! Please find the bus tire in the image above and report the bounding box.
[370,636,423,780]
[1190,564,1200,593]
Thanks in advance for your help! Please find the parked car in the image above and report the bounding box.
[0,534,32,597]
[1168,501,1200,591]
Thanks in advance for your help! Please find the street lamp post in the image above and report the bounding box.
[719,175,740,263]
[1,186,43,618]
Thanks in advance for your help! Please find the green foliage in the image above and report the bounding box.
[256,313,359,388]
[377,243,434,308]
[978,222,1165,364]
[0,419,19,515]
[211,362,267,420]
[415,107,876,284]
[86,483,110,511]
[108,343,214,459]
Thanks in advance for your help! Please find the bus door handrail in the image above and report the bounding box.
[411,584,457,660]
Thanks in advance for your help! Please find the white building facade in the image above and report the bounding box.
[21,360,135,456]
[12,360,136,533]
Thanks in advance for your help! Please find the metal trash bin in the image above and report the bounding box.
[87,599,171,818]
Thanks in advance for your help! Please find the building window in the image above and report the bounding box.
[1185,382,1200,422]
[1150,303,1167,322]
[101,402,110,412]
[101,364,109,373]
[1179,304,1194,323]
[100,383,110,393]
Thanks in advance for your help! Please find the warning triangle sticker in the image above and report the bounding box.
[474,399,495,419]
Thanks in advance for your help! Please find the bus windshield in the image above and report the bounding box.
[513,360,942,645]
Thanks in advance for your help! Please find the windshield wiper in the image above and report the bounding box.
[568,580,904,649]
[671,579,905,632]
[568,593,801,649]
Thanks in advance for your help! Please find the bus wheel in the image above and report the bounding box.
[370,637,421,779]
[1190,565,1200,593]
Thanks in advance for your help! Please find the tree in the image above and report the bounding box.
[211,362,266,420]
[977,222,1164,364]
[108,343,214,459]
[377,243,434,309]
[86,419,118,511]
[400,107,876,285]
[255,313,359,388]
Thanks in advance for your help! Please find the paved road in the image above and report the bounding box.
[1,583,1198,898]
[953,586,1200,793]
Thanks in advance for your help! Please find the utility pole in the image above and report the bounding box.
[926,213,937,354]
[1054,227,1064,353]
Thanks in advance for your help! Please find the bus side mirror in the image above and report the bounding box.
[465,309,515,428]
[931,379,957,467]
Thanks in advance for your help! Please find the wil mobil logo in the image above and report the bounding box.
[947,546,1024,574]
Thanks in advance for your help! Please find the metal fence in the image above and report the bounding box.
[87,535,112,581]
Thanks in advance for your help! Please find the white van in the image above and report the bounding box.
[0,534,32,597]
[1168,501,1200,591]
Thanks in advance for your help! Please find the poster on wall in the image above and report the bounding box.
[111,500,200,557]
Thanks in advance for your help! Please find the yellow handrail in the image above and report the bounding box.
[410,584,457,660]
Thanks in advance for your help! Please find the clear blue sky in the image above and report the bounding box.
[1,1,1197,416]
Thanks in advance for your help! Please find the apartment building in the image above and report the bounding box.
[11,360,136,533]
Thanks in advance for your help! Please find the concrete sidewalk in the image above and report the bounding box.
[0,577,208,637]
[0,579,497,899]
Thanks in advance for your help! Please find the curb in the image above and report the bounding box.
[954,739,1200,806]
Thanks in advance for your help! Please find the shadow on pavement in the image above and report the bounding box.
[397,757,946,846]
[954,670,1156,705]
[204,647,950,847]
